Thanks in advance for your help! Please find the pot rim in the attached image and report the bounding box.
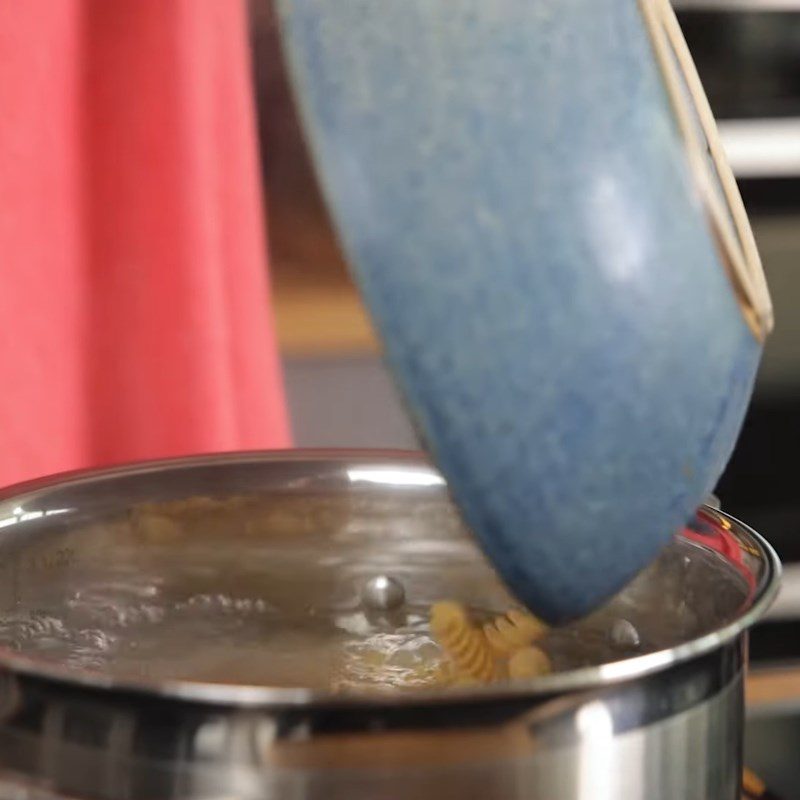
[0,449,782,708]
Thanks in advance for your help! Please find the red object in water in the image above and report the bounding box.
[683,512,756,594]
[0,0,289,489]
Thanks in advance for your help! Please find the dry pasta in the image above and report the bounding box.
[335,601,551,691]
[430,601,551,686]
[429,601,497,683]
[484,608,547,656]
[508,646,551,679]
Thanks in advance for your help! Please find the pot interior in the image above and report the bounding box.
[0,454,774,695]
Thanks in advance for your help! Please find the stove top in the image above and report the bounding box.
[747,710,799,799]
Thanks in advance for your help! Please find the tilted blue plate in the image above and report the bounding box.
[276,0,772,622]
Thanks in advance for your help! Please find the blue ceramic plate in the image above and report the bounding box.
[277,0,772,622]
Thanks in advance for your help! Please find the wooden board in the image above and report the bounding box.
[250,0,378,357]
[748,667,800,708]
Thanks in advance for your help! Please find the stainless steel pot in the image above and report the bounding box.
[0,451,779,800]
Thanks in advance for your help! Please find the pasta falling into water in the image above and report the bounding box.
[508,646,552,680]
[335,601,551,691]
[484,608,548,656]
[429,602,497,682]
[430,601,551,686]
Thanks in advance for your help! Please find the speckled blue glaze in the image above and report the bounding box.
[277,0,763,622]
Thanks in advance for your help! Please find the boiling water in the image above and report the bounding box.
[0,584,643,691]
[0,502,750,693]
[0,587,454,690]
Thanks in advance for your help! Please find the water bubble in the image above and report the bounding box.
[609,619,641,650]
[78,629,115,651]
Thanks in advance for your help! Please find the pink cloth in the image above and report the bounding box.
[0,0,290,488]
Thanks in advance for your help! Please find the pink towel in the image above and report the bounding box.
[0,0,289,488]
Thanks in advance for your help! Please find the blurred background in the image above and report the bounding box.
[248,0,800,662]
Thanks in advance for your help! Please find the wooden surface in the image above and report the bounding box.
[249,1,377,357]
[272,276,377,356]
[748,666,800,708]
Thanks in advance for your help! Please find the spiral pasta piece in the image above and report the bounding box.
[430,601,495,683]
[483,608,547,656]
[508,646,552,679]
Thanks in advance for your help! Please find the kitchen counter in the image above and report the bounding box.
[746,667,800,799]
[748,666,800,709]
